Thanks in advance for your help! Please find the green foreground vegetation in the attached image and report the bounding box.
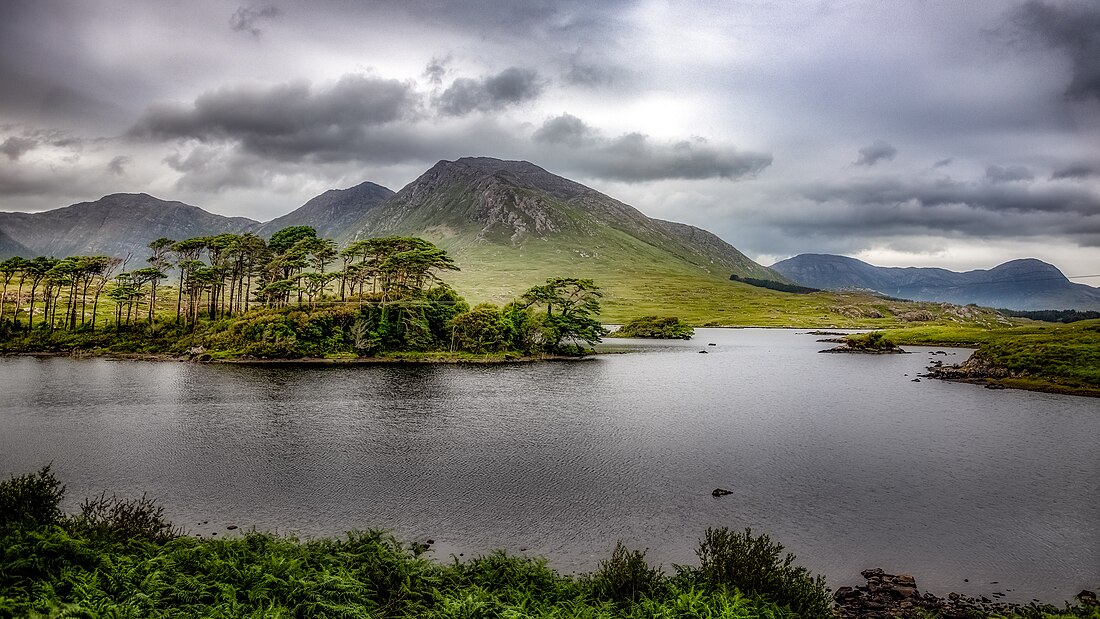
[0,230,608,359]
[4,468,1096,619]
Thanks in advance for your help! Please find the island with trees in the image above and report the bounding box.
[0,227,607,361]
[608,315,695,339]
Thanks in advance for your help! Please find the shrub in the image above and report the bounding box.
[73,492,179,543]
[610,316,695,339]
[589,541,665,604]
[696,527,831,619]
[0,464,65,528]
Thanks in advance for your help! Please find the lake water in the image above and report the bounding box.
[1,329,1097,603]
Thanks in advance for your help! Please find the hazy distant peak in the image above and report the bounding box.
[771,253,1099,310]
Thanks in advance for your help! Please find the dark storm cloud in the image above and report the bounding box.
[854,140,898,167]
[129,75,418,161]
[230,5,282,38]
[533,114,772,182]
[107,156,130,176]
[435,68,543,116]
[1051,164,1099,180]
[1011,0,1100,102]
[1,137,37,161]
[985,164,1034,183]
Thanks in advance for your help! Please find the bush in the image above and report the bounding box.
[0,464,65,528]
[696,527,831,619]
[73,492,179,543]
[589,541,665,604]
[609,316,695,339]
[845,331,898,351]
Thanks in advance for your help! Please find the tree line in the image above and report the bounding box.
[0,227,607,356]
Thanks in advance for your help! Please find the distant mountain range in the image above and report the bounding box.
[0,157,782,309]
[771,253,1100,311]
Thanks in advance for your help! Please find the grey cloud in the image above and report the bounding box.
[1010,0,1100,102]
[1051,164,1099,180]
[533,114,772,182]
[932,158,954,168]
[739,177,1100,249]
[563,56,625,88]
[107,155,130,176]
[855,140,898,167]
[985,164,1034,183]
[435,68,542,116]
[424,56,451,87]
[532,113,595,147]
[230,5,282,37]
[801,177,1100,216]
[129,74,418,162]
[1,136,37,160]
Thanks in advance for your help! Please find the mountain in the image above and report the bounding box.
[254,181,394,239]
[341,157,784,309]
[771,253,1100,310]
[0,193,257,260]
[0,228,34,259]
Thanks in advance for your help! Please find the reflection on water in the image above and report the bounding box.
[1,329,1097,602]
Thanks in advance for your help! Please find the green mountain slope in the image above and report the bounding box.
[342,157,793,317]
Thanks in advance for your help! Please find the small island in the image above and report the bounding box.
[608,315,694,339]
[819,331,907,354]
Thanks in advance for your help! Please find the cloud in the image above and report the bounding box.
[435,68,543,116]
[129,74,419,161]
[532,113,772,182]
[800,177,1100,216]
[423,56,451,87]
[855,140,898,166]
[230,5,282,38]
[107,155,130,176]
[1010,0,1100,102]
[932,158,954,168]
[562,55,626,88]
[1051,164,1099,180]
[985,164,1034,183]
[1,136,36,160]
[532,112,594,147]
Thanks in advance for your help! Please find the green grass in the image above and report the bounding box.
[873,319,1100,395]
[431,240,1015,328]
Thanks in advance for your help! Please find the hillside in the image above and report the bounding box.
[0,193,257,260]
[342,157,789,314]
[772,254,1100,311]
[0,228,34,259]
[255,181,394,239]
[0,160,1020,326]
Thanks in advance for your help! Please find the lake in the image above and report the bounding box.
[1,328,1096,603]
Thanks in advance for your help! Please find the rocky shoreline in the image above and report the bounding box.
[835,569,1097,619]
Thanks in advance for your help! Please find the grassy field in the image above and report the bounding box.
[422,239,1016,327]
[875,320,1100,396]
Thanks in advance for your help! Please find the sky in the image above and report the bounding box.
[1,0,1099,281]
